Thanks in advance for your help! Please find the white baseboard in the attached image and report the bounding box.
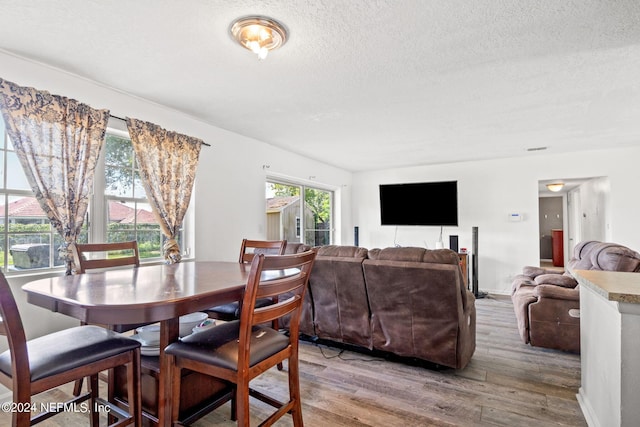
[577,387,598,427]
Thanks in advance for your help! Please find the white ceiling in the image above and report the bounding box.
[1,0,640,172]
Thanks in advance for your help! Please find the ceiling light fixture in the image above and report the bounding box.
[546,183,565,192]
[230,16,288,60]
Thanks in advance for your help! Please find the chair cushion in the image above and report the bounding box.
[0,325,140,382]
[166,321,289,371]
[208,302,240,316]
[208,298,274,319]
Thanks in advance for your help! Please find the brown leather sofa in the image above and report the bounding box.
[300,245,476,369]
[306,245,372,348]
[511,241,640,353]
[280,242,315,335]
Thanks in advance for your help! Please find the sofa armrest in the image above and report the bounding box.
[522,265,565,278]
[534,284,579,301]
[511,276,536,295]
[534,273,577,288]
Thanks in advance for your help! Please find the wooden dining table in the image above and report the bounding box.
[21,260,270,426]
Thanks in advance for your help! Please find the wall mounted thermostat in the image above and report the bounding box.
[508,213,523,222]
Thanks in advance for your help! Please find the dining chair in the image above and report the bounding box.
[71,240,140,274]
[205,239,287,321]
[165,249,317,426]
[70,241,144,396]
[0,270,142,426]
[206,239,288,372]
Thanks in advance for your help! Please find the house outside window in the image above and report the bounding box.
[265,180,333,246]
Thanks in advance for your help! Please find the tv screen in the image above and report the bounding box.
[379,181,458,226]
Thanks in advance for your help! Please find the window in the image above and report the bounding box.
[0,119,87,271]
[0,117,185,273]
[102,133,165,259]
[265,180,333,246]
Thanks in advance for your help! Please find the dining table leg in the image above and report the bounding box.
[158,317,180,427]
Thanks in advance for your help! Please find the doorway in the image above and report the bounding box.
[539,196,563,267]
[538,176,610,268]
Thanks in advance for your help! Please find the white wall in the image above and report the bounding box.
[352,148,640,294]
[574,177,611,243]
[0,51,352,341]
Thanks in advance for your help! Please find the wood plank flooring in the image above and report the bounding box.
[0,295,586,426]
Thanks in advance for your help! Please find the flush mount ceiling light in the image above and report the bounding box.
[230,16,288,60]
[546,183,565,192]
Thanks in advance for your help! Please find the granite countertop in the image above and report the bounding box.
[574,270,640,304]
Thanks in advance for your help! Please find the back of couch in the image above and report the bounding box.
[567,240,640,273]
[363,247,474,369]
[308,245,372,348]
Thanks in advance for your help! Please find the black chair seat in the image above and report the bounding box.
[0,325,141,382]
[166,321,288,371]
[207,297,275,319]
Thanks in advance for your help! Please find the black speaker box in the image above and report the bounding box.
[354,226,359,247]
[471,226,486,298]
[449,235,458,252]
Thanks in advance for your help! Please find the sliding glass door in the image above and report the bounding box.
[266,180,333,246]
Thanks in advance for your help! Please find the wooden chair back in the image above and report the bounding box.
[239,250,316,361]
[0,271,142,426]
[238,239,286,264]
[71,241,140,273]
[0,272,32,404]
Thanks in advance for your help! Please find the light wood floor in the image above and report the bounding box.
[1,295,586,426]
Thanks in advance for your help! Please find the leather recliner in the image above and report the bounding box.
[363,247,476,369]
[511,240,640,353]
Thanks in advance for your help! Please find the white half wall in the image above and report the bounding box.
[352,147,640,294]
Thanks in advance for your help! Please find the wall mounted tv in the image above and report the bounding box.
[379,181,458,226]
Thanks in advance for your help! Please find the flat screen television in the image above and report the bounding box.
[379,181,458,226]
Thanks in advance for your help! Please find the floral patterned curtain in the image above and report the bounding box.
[0,78,108,274]
[126,118,202,264]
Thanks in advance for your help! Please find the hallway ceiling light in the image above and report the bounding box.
[230,16,288,60]
[546,183,565,192]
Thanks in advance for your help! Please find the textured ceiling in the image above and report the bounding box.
[1,0,640,172]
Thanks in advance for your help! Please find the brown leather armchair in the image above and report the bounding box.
[511,241,640,353]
